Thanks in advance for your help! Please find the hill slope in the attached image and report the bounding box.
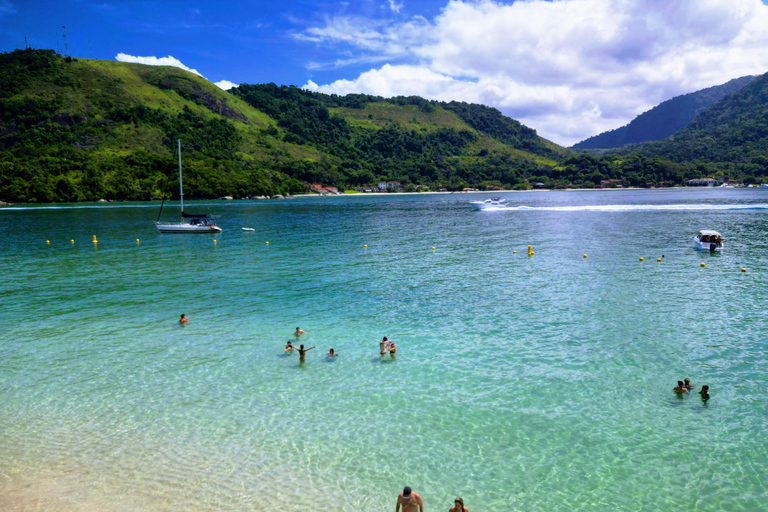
[0,49,568,203]
[572,75,757,150]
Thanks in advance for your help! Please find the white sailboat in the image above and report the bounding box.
[155,140,222,234]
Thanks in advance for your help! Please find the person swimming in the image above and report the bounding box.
[179,314,187,325]
[673,381,688,394]
[684,378,694,391]
[285,341,294,352]
[388,341,396,355]
[294,327,306,338]
[699,385,710,401]
[327,348,338,357]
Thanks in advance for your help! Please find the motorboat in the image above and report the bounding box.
[694,230,723,251]
[470,197,508,210]
[155,140,222,233]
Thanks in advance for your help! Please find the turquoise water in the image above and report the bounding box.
[2,189,768,511]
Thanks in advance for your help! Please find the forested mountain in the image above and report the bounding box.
[0,49,568,203]
[573,76,756,150]
[2,49,767,204]
[634,72,768,177]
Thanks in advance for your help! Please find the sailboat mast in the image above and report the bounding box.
[178,139,184,215]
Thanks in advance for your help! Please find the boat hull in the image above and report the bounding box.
[470,201,507,210]
[155,222,222,233]
[693,238,722,251]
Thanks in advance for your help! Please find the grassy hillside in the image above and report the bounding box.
[0,49,569,203]
[573,76,757,151]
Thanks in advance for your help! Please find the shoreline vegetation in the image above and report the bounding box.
[0,186,749,207]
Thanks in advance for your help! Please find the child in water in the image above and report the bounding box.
[699,385,710,401]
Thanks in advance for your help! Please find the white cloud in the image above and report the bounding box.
[300,0,768,146]
[115,53,237,95]
[115,53,204,77]
[214,79,238,90]
[387,0,403,14]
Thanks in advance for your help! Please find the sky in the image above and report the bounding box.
[3,0,768,146]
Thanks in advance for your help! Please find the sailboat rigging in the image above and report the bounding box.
[155,140,222,233]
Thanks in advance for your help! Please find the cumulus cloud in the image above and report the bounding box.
[300,0,768,146]
[214,79,238,90]
[115,53,204,76]
[115,53,238,94]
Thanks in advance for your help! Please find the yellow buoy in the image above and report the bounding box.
[266,241,269,245]
[432,247,435,250]
[583,254,587,258]
[136,239,140,243]
[701,262,705,267]
[531,251,534,255]
[46,240,50,244]
[639,257,644,261]
[364,245,368,248]
[214,239,217,244]
[513,250,517,254]
[71,239,74,244]
[741,267,747,272]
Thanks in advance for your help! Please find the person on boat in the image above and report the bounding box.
[297,344,316,361]
[699,385,710,401]
[380,336,390,355]
[285,341,294,352]
[327,348,338,357]
[179,314,187,325]
[294,327,306,338]
[673,381,688,394]
[684,378,694,391]
[396,486,423,512]
[388,341,396,355]
[450,496,469,512]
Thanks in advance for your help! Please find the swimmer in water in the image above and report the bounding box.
[380,336,389,355]
[285,341,294,352]
[388,341,396,355]
[699,385,710,401]
[327,348,338,357]
[297,344,316,361]
[294,327,306,338]
[684,378,694,391]
[179,314,188,325]
[673,380,688,394]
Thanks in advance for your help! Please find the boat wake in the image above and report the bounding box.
[486,204,768,212]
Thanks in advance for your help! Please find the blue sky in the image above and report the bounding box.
[3,0,768,146]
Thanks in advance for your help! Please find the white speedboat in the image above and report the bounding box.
[470,197,508,210]
[694,230,722,251]
[155,140,222,234]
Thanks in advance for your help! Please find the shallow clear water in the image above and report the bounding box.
[2,189,768,511]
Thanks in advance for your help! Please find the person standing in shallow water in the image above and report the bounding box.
[296,344,315,361]
[380,336,389,356]
[396,486,423,512]
[673,381,688,394]
[294,327,306,338]
[179,314,187,325]
[699,385,710,401]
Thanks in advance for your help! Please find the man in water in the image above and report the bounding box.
[396,486,423,512]
[684,378,694,391]
[179,314,187,325]
[297,344,316,361]
[294,327,306,338]
[285,341,294,352]
[673,381,688,394]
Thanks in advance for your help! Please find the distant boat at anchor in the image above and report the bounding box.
[155,140,222,234]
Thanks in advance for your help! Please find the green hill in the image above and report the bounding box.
[0,49,569,203]
[573,75,757,151]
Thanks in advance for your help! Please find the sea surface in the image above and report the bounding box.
[2,189,768,511]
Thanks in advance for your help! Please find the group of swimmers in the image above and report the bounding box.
[283,328,396,360]
[673,378,710,401]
